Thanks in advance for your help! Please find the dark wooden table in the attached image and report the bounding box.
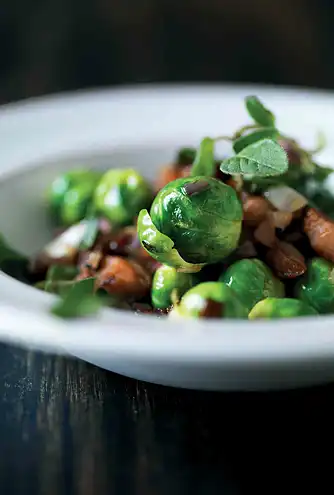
[0,343,332,495]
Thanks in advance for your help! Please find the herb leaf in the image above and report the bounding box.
[79,217,99,250]
[233,128,278,154]
[245,96,276,127]
[51,277,103,318]
[44,264,79,294]
[220,139,288,177]
[190,137,215,177]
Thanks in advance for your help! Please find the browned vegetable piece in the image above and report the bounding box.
[269,211,293,230]
[96,256,151,299]
[254,217,276,248]
[304,208,334,262]
[199,299,224,318]
[77,250,103,280]
[241,193,270,227]
[266,241,306,279]
[155,164,191,191]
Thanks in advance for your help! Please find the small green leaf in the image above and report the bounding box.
[190,137,215,177]
[79,217,99,250]
[220,139,288,177]
[137,209,205,273]
[51,277,103,318]
[44,264,79,294]
[245,96,276,127]
[233,128,278,154]
[177,147,197,165]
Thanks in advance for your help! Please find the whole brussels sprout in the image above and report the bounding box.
[151,264,197,309]
[94,168,152,225]
[47,169,101,225]
[296,257,334,314]
[138,177,242,273]
[220,259,285,313]
[249,298,318,319]
[170,281,248,319]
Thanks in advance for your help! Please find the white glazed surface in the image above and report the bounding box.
[1,84,334,391]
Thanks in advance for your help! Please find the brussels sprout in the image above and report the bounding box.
[220,259,284,313]
[249,298,318,319]
[170,282,248,319]
[151,264,197,309]
[94,168,152,225]
[138,177,242,272]
[47,169,101,225]
[296,257,334,314]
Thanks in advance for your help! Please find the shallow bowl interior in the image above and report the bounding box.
[1,84,334,390]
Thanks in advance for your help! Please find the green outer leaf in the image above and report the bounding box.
[79,217,99,250]
[220,139,288,177]
[190,138,215,177]
[51,277,103,318]
[245,96,276,127]
[233,128,278,154]
[137,209,205,273]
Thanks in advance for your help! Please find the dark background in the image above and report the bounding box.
[1,0,334,104]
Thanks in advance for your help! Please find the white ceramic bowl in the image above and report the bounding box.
[2,84,334,391]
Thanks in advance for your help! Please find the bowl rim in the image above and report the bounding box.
[1,82,334,361]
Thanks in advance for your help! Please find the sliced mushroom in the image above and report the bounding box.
[96,256,151,299]
[304,208,334,262]
[266,241,306,279]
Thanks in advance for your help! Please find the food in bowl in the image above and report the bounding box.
[2,95,334,320]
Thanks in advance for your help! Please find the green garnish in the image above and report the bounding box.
[220,139,288,177]
[190,137,215,177]
[245,95,276,127]
[232,128,278,154]
[51,277,103,318]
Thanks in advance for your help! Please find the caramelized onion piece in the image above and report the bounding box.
[96,256,151,299]
[304,208,334,262]
[266,241,306,279]
[264,186,307,213]
[242,193,270,227]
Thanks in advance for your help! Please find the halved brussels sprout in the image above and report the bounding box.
[220,259,284,313]
[151,264,197,309]
[138,176,242,272]
[296,257,334,314]
[47,169,101,225]
[94,168,152,225]
[249,297,318,319]
[170,281,248,319]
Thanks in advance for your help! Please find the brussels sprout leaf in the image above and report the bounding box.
[137,209,205,273]
[51,277,103,318]
[220,139,288,177]
[245,96,276,127]
[190,137,215,177]
[233,128,278,154]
